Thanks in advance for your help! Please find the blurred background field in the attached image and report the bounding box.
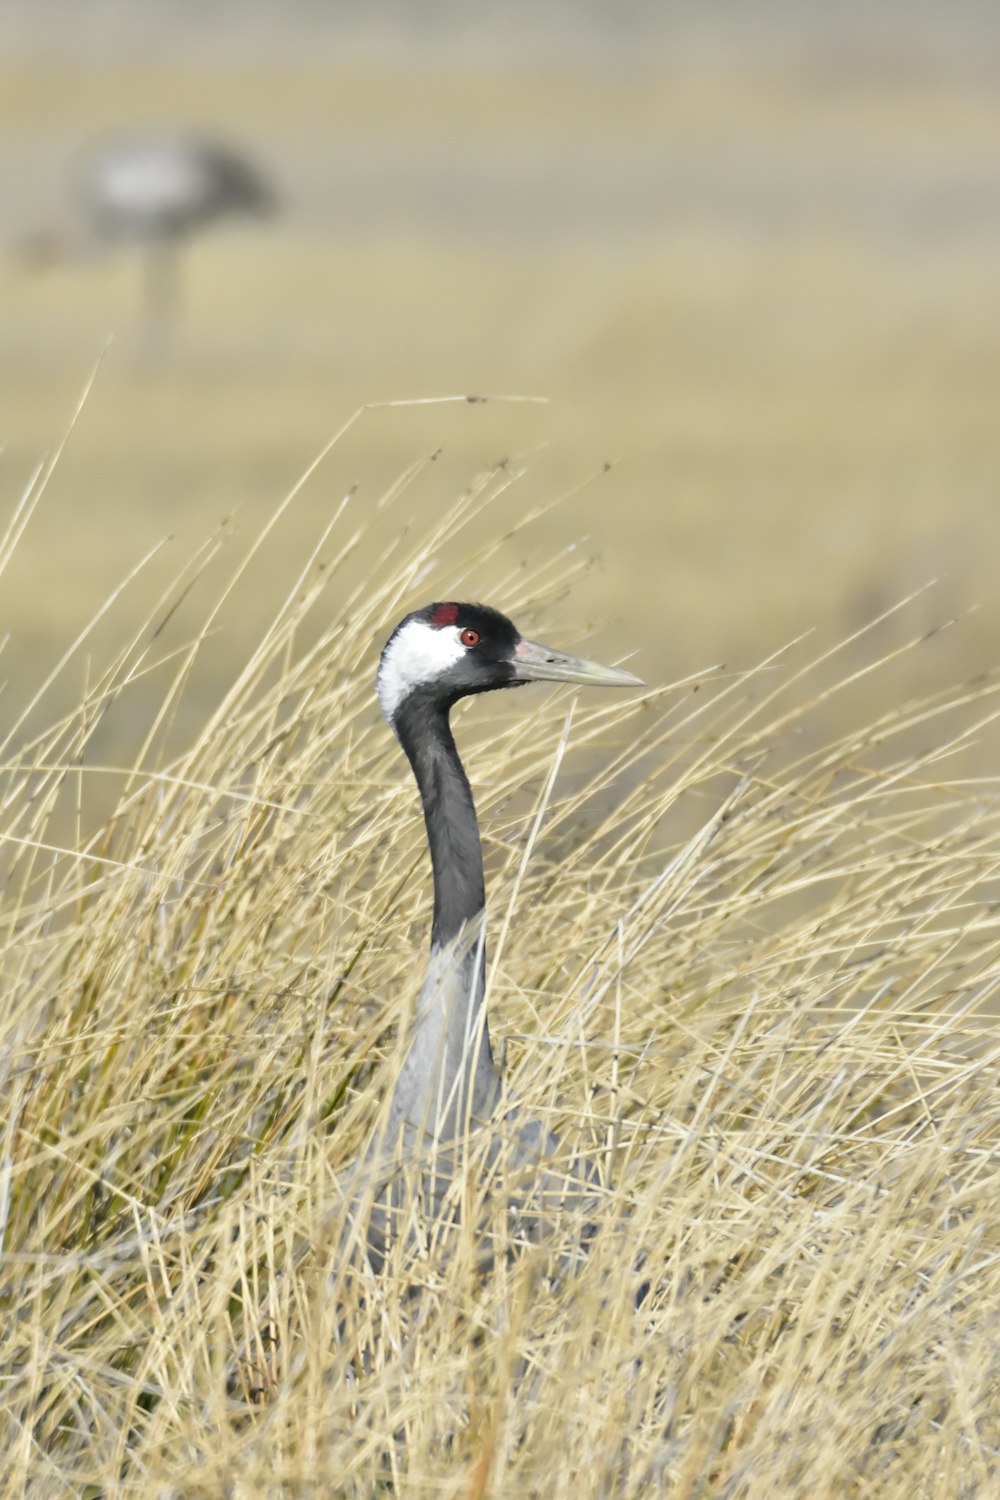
[1,0,1000,750]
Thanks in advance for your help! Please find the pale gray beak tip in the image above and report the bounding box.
[513,637,645,690]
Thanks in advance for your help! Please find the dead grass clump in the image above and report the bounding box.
[1,415,999,1498]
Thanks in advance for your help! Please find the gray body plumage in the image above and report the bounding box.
[83,135,274,246]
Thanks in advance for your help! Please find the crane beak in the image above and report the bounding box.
[512,637,644,688]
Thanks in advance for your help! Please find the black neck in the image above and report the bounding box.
[394,694,486,948]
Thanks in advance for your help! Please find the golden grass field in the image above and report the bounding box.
[2,454,1000,1496]
[2,29,1000,1498]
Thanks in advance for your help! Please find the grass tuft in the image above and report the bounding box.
[1,415,999,1497]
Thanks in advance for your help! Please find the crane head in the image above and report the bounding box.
[377,601,642,727]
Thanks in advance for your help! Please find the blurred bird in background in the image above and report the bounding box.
[19,132,276,348]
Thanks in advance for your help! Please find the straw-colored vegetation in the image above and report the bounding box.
[1,414,999,1498]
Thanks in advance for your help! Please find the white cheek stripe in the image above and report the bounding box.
[377,620,466,722]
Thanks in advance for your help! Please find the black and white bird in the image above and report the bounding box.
[87,133,275,335]
[23,133,275,341]
[351,601,642,1271]
[82,134,274,247]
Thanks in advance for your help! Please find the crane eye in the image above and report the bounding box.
[460,628,481,648]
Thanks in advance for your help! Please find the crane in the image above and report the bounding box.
[22,132,275,343]
[85,133,275,337]
[350,601,642,1272]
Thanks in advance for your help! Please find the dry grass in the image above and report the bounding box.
[1,409,999,1498]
